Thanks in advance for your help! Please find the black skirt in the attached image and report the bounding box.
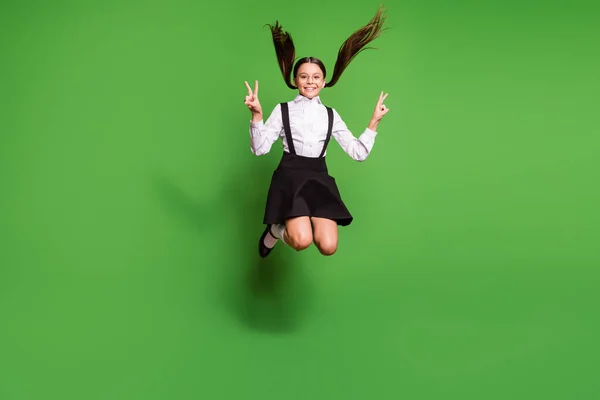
[263,151,353,226]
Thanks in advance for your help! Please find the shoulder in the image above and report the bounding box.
[323,105,343,121]
[276,101,294,112]
[266,102,283,117]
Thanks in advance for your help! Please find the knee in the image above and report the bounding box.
[288,230,313,251]
[316,238,338,256]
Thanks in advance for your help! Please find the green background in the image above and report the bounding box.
[1,0,598,398]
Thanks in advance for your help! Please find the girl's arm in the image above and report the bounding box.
[332,92,390,161]
[249,104,283,156]
[245,80,282,156]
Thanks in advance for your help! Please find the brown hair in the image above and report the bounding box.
[265,21,297,89]
[266,6,387,89]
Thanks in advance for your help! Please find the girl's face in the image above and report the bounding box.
[294,62,325,99]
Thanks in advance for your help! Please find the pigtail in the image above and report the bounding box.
[325,6,387,88]
[265,21,297,89]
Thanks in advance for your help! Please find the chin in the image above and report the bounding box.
[302,91,319,98]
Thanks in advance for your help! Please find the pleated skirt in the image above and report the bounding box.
[263,151,353,226]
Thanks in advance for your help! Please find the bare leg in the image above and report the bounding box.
[311,217,338,256]
[284,216,313,251]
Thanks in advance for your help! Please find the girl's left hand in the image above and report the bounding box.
[371,91,390,122]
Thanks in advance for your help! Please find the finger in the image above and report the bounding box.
[245,81,252,96]
[378,91,383,104]
[381,93,389,103]
[254,80,259,97]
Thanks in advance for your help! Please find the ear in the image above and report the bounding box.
[321,80,326,88]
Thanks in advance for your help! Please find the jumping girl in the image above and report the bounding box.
[244,6,390,258]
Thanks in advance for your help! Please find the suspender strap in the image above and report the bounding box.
[319,107,334,158]
[280,102,296,155]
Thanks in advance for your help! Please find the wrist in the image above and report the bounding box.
[252,112,263,123]
[368,118,379,131]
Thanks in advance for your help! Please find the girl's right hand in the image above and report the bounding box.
[244,80,262,119]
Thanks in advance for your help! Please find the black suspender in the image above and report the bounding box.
[280,102,334,158]
[319,107,334,158]
[280,102,296,155]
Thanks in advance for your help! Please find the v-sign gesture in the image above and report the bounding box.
[367,91,390,131]
[244,80,263,120]
[372,91,390,122]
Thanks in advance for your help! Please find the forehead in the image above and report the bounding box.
[297,63,323,75]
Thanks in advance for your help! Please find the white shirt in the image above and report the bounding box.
[249,95,378,161]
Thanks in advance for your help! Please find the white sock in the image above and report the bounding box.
[270,223,287,244]
[263,228,278,248]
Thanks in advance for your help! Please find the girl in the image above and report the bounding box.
[245,7,390,258]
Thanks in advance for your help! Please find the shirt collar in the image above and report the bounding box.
[293,94,322,104]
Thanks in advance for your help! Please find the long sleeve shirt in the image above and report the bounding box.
[249,95,378,161]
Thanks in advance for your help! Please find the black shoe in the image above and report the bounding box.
[258,224,276,258]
